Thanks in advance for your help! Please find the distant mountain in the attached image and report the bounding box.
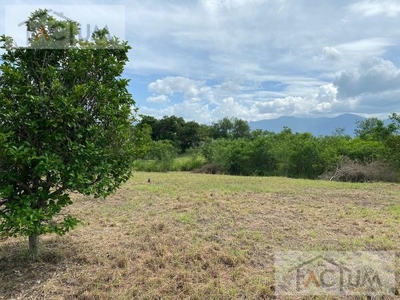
[249,114,367,136]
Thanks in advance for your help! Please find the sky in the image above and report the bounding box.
[2,0,400,124]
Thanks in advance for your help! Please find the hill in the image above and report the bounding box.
[249,113,366,136]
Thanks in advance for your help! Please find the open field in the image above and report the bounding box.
[1,172,400,299]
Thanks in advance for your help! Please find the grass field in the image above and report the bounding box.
[1,172,400,299]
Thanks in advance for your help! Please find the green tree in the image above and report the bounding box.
[232,118,251,139]
[339,138,386,162]
[136,115,159,140]
[210,117,234,139]
[355,117,397,142]
[0,10,136,255]
[209,117,250,140]
[156,115,185,142]
[131,124,152,160]
[385,135,400,169]
[178,121,202,152]
[247,136,277,176]
[270,127,294,177]
[287,133,324,179]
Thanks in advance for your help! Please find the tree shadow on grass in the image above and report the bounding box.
[0,235,82,299]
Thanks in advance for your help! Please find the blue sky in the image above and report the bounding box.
[2,0,400,123]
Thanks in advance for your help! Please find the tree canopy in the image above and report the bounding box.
[0,10,136,255]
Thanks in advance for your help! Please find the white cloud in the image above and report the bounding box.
[210,97,252,119]
[146,95,169,103]
[148,76,206,101]
[334,57,400,97]
[335,38,393,57]
[144,56,400,122]
[3,0,400,123]
[254,96,312,115]
[140,101,212,124]
[321,47,342,62]
[348,1,400,17]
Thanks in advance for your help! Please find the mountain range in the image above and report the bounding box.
[248,114,368,137]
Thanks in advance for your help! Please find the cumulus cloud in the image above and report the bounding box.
[144,61,400,122]
[311,84,358,113]
[148,76,207,101]
[254,96,309,115]
[253,83,358,117]
[334,57,400,97]
[210,97,252,119]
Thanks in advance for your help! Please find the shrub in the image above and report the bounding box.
[174,154,206,171]
[133,140,177,172]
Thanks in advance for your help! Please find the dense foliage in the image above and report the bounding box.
[0,10,136,254]
[134,114,400,181]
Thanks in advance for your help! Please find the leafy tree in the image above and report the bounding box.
[198,124,211,141]
[232,118,251,139]
[355,117,397,142]
[389,113,400,127]
[178,121,202,152]
[384,135,400,169]
[131,124,152,160]
[287,133,324,179]
[269,127,294,177]
[136,115,159,140]
[155,115,185,143]
[0,10,136,255]
[209,117,250,140]
[339,138,386,162]
[210,117,234,139]
[319,134,351,171]
[136,115,207,153]
[247,136,277,176]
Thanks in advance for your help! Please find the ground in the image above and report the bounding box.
[0,172,399,299]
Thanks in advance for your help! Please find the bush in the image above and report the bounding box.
[133,140,177,172]
[200,138,277,176]
[133,151,206,173]
[322,156,397,182]
[172,154,206,171]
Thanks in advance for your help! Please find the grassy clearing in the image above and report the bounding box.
[1,172,400,299]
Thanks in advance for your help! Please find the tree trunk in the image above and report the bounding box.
[29,234,39,257]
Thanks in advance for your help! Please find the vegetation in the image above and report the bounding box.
[1,172,399,299]
[0,10,136,255]
[133,113,400,182]
[1,8,399,300]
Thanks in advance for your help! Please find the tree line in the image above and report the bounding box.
[133,114,400,181]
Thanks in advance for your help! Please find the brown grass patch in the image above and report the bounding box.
[1,172,400,299]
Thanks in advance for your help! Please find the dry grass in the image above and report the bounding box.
[1,172,400,299]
